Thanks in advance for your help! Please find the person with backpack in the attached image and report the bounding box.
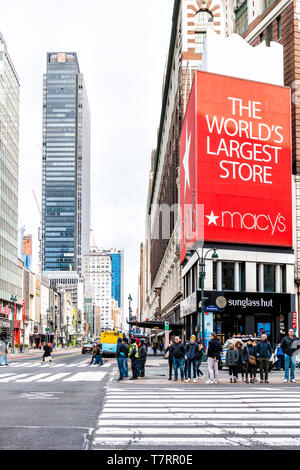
[164,340,174,380]
[185,335,199,383]
[242,339,257,383]
[152,343,158,356]
[116,337,125,381]
[226,342,239,383]
[41,342,53,365]
[256,334,272,383]
[122,338,129,377]
[89,344,98,365]
[95,342,103,366]
[138,340,147,377]
[129,338,139,380]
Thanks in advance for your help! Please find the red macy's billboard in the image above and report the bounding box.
[180,71,292,262]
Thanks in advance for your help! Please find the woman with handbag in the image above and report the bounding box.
[242,339,257,383]
[164,340,174,380]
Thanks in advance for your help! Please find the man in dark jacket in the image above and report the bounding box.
[116,337,125,381]
[41,342,52,364]
[256,335,272,383]
[207,333,222,383]
[172,337,185,381]
[138,340,147,377]
[164,340,174,380]
[281,329,300,383]
[185,335,199,383]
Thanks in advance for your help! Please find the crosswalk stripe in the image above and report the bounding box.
[0,374,30,382]
[16,373,52,382]
[99,412,300,418]
[94,426,300,436]
[37,373,71,382]
[9,363,32,367]
[97,419,300,426]
[63,372,106,382]
[92,436,300,447]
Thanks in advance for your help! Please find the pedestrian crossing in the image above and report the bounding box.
[92,386,300,449]
[0,360,113,383]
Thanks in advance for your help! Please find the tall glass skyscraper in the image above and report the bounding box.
[42,52,90,275]
[110,250,124,309]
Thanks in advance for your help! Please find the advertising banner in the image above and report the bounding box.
[180,71,292,262]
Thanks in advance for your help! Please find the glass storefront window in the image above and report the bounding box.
[264,264,275,292]
[222,262,235,291]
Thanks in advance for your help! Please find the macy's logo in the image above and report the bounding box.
[206,210,286,235]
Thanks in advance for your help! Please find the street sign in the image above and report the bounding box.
[45,328,50,332]
[206,305,220,311]
[164,321,169,331]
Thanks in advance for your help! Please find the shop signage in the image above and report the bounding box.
[180,71,292,262]
[0,305,11,316]
[204,291,294,314]
[292,311,297,330]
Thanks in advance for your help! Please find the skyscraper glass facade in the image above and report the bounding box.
[110,251,123,309]
[42,52,90,274]
[0,33,22,306]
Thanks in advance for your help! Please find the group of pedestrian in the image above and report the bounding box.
[116,336,148,381]
[224,329,299,384]
[164,336,205,382]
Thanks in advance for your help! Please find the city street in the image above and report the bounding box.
[0,349,114,450]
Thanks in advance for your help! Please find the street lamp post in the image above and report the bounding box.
[128,294,132,336]
[10,295,17,354]
[186,248,218,351]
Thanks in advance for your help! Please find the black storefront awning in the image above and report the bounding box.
[127,320,183,330]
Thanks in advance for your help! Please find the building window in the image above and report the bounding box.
[277,16,281,39]
[259,32,264,42]
[222,262,235,291]
[264,0,275,10]
[264,264,275,292]
[195,9,213,24]
[266,23,273,46]
[195,32,206,54]
[235,1,248,35]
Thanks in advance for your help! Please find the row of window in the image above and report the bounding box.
[184,262,286,296]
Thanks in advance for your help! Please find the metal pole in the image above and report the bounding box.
[12,301,15,354]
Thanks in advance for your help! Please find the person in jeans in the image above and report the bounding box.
[242,339,257,383]
[206,333,222,384]
[226,342,239,383]
[256,334,272,383]
[116,337,125,381]
[89,344,97,365]
[172,336,185,381]
[281,329,300,383]
[164,340,174,380]
[122,338,129,377]
[95,342,103,366]
[185,335,199,383]
[195,343,205,380]
[0,340,8,366]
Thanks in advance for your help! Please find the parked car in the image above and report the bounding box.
[220,335,275,371]
[81,343,94,354]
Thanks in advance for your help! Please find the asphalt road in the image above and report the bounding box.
[0,349,114,450]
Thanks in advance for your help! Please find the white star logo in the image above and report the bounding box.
[206,211,219,226]
[182,123,192,197]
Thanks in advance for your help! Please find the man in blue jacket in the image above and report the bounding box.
[116,337,125,381]
[185,335,199,383]
[256,334,272,383]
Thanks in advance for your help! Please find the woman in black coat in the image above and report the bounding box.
[164,340,174,380]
